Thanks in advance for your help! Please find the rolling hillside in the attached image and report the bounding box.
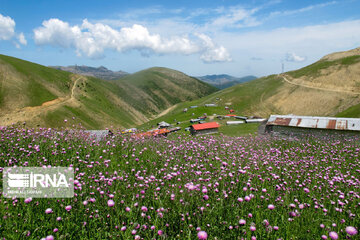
[145,47,360,130]
[0,55,216,128]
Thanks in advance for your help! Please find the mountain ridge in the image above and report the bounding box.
[197,74,257,89]
[50,65,128,80]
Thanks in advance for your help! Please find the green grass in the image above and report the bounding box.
[288,55,360,78]
[336,102,360,118]
[0,54,72,94]
[27,80,57,107]
[219,123,260,136]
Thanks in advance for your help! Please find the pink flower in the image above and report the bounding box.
[65,205,72,211]
[250,226,256,231]
[329,231,338,240]
[45,208,53,214]
[158,230,163,236]
[197,231,208,240]
[239,219,246,225]
[45,235,54,240]
[107,200,115,207]
[141,206,148,212]
[268,204,275,210]
[24,197,32,204]
[346,226,358,236]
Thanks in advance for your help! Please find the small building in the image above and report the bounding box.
[190,122,220,136]
[246,118,267,123]
[157,121,171,129]
[235,116,248,120]
[189,106,198,109]
[84,130,113,141]
[168,127,181,132]
[226,121,245,125]
[190,118,201,123]
[265,115,360,136]
[205,103,217,107]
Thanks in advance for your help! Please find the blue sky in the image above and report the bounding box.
[1,0,360,77]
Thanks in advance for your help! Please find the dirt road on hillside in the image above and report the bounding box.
[280,74,360,95]
[0,76,84,126]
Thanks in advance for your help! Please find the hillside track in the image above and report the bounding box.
[0,76,84,126]
[280,74,360,95]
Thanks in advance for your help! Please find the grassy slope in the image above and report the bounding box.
[288,55,360,78]
[146,54,360,136]
[0,54,72,107]
[0,56,217,129]
[140,75,280,135]
[114,67,217,115]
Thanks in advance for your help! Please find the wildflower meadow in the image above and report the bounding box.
[0,127,359,239]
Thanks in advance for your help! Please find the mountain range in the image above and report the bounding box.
[50,65,128,80]
[197,75,257,89]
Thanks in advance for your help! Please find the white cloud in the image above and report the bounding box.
[219,20,360,58]
[196,33,231,63]
[17,32,27,45]
[0,14,15,40]
[285,52,306,62]
[33,18,231,63]
[269,1,337,18]
[204,6,261,30]
[0,13,27,47]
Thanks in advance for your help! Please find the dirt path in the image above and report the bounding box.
[280,74,360,95]
[0,76,84,125]
[155,104,178,118]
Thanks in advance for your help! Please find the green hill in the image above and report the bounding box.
[145,47,360,133]
[0,55,216,129]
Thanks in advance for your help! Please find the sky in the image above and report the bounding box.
[1,0,360,77]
